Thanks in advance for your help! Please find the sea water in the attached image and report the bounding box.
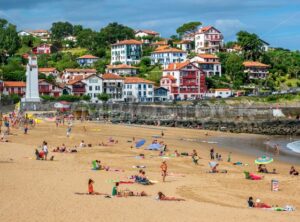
[287,141,300,153]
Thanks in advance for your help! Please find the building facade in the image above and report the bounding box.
[151,47,187,69]
[160,62,206,100]
[191,54,222,76]
[195,26,223,54]
[76,55,99,67]
[106,64,138,76]
[38,79,63,97]
[102,73,124,102]
[243,61,270,79]
[123,77,154,102]
[38,68,59,77]
[111,40,142,65]
[174,40,193,52]
[2,81,26,96]
[154,87,169,102]
[32,44,51,54]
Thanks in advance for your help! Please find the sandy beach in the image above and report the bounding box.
[0,121,300,222]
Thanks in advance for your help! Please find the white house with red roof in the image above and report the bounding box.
[191,54,222,77]
[160,61,206,100]
[243,61,270,79]
[206,88,233,98]
[151,46,187,68]
[38,67,59,77]
[174,40,193,52]
[195,26,223,54]
[29,29,50,41]
[123,77,154,102]
[111,39,142,65]
[60,69,97,83]
[2,81,26,96]
[106,64,138,76]
[32,44,51,54]
[135,30,160,38]
[38,79,63,97]
[76,54,99,67]
[102,73,124,102]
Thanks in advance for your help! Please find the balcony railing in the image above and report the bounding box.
[73,88,86,93]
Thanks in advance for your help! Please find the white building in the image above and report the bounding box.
[151,47,187,69]
[60,69,97,83]
[106,64,138,76]
[260,39,270,52]
[38,67,59,77]
[76,55,99,67]
[190,54,222,77]
[102,73,124,102]
[206,88,233,98]
[174,40,193,52]
[18,31,30,37]
[135,30,160,38]
[29,29,50,41]
[64,35,77,42]
[123,77,154,102]
[243,61,270,79]
[195,26,223,54]
[111,39,142,65]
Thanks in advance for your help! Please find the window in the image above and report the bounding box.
[89,86,93,91]
[95,86,100,91]
[89,78,98,83]
[148,84,152,88]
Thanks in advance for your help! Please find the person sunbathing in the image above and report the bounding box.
[88,179,106,195]
[156,192,185,201]
[258,164,269,173]
[290,166,299,176]
[254,198,271,208]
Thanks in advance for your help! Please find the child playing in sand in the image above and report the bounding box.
[88,179,105,195]
[112,182,119,196]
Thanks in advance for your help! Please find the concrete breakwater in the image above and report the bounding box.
[111,119,300,136]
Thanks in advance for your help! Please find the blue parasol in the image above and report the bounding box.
[135,139,146,148]
[147,143,162,150]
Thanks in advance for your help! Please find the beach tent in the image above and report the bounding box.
[146,143,162,150]
[135,139,146,148]
[255,155,273,165]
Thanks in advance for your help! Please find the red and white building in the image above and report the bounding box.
[243,61,270,79]
[195,26,223,54]
[160,61,207,100]
[191,54,222,77]
[38,67,59,77]
[32,44,51,54]
[106,64,138,76]
[1,81,26,96]
[38,79,63,97]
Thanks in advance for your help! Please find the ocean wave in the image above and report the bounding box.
[287,141,300,153]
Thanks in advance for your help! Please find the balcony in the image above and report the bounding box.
[73,88,86,93]
[39,87,51,93]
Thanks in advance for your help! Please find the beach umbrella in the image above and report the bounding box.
[147,143,162,150]
[209,161,218,168]
[135,139,146,148]
[255,155,273,165]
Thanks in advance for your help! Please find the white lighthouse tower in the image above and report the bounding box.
[22,55,40,102]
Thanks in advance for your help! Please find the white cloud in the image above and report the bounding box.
[214,19,246,40]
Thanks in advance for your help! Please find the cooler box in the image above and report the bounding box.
[271,179,279,191]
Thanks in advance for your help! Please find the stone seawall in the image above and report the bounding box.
[111,119,300,136]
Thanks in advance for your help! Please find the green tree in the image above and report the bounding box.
[224,53,244,86]
[81,94,91,101]
[77,29,99,50]
[99,22,135,45]
[97,92,110,103]
[176,21,202,37]
[2,57,25,81]
[94,59,109,73]
[50,21,73,40]
[73,25,83,36]
[236,31,263,60]
[0,19,21,63]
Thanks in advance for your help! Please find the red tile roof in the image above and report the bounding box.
[4,81,26,87]
[153,47,185,53]
[175,40,192,44]
[164,61,190,71]
[124,77,154,84]
[243,61,270,68]
[77,54,99,59]
[151,41,168,46]
[136,30,159,35]
[214,88,232,92]
[102,73,124,80]
[198,26,221,34]
[30,29,49,33]
[64,69,97,73]
[197,54,218,59]
[106,64,138,69]
[38,67,57,72]
[112,39,142,46]
[161,75,176,80]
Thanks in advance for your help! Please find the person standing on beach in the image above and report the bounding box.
[210,148,214,160]
[227,152,232,162]
[66,122,72,137]
[160,161,168,182]
[43,141,48,160]
[274,144,280,156]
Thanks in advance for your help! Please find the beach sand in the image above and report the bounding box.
[0,121,299,222]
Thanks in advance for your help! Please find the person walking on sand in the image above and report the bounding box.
[210,148,214,160]
[66,123,72,137]
[160,161,168,182]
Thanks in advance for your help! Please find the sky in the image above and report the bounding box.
[0,0,300,50]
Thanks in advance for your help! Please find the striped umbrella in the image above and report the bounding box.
[255,155,273,164]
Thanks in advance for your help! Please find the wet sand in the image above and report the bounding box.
[0,121,299,222]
